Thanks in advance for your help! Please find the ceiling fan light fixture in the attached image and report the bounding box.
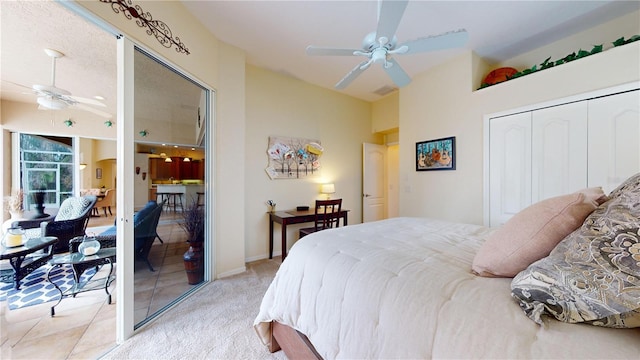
[37,96,67,110]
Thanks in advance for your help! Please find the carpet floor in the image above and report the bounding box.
[103,259,287,359]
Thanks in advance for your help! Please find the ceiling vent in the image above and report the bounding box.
[373,85,398,96]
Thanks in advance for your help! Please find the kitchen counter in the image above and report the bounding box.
[156,184,204,207]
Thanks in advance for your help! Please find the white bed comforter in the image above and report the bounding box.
[254,217,640,359]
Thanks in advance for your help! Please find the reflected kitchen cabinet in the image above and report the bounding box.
[149,158,172,179]
[149,157,204,181]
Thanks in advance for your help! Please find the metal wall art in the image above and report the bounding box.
[266,136,323,180]
[100,0,190,55]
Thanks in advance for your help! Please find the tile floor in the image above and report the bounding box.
[1,209,198,359]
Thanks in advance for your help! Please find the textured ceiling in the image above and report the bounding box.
[183,0,639,101]
[1,0,638,122]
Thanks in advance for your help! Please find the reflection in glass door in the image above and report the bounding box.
[132,47,210,329]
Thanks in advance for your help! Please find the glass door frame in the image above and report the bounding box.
[58,2,215,343]
[117,36,215,342]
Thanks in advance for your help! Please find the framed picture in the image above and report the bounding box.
[96,168,102,179]
[416,136,456,171]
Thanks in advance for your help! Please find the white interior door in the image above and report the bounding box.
[363,143,387,222]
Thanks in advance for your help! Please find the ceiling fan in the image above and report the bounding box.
[305,0,468,89]
[15,48,112,118]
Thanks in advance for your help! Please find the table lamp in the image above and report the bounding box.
[321,183,335,199]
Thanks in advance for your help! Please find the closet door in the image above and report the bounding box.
[532,101,588,202]
[489,112,532,227]
[588,90,640,193]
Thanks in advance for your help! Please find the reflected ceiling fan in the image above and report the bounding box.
[13,48,112,118]
[306,0,468,89]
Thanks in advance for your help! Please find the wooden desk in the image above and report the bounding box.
[269,209,349,260]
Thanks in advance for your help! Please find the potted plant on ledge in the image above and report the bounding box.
[179,197,205,284]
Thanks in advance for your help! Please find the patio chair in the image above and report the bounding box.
[13,195,97,254]
[99,199,166,271]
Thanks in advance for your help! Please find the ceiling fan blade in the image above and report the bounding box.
[3,80,33,91]
[74,103,113,119]
[68,95,106,107]
[306,46,361,56]
[375,0,408,43]
[400,29,469,55]
[335,60,370,89]
[33,84,71,96]
[384,58,411,87]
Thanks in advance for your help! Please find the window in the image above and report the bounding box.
[19,134,74,210]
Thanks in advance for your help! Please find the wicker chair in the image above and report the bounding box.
[13,195,97,254]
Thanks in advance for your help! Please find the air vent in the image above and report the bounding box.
[373,85,398,96]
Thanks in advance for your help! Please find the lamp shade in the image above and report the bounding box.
[321,183,335,194]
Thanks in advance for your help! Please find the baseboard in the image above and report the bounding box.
[245,251,281,264]
[217,266,247,279]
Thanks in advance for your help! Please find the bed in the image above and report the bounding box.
[254,175,640,359]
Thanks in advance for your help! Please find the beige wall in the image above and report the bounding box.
[71,0,248,277]
[399,11,640,225]
[499,10,640,71]
[372,92,399,133]
[244,65,382,261]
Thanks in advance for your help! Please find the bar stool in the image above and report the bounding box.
[156,192,170,210]
[196,192,205,209]
[167,192,184,213]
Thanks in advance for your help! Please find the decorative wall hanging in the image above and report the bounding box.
[100,0,190,55]
[416,136,456,171]
[96,168,103,179]
[265,136,323,180]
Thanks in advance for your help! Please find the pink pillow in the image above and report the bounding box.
[472,187,608,277]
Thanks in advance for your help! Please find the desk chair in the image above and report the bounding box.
[299,199,342,238]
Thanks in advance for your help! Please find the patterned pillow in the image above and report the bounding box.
[55,197,92,221]
[511,173,640,328]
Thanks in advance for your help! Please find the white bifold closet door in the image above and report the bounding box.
[489,112,532,227]
[587,90,640,193]
[488,89,639,227]
[531,101,588,202]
